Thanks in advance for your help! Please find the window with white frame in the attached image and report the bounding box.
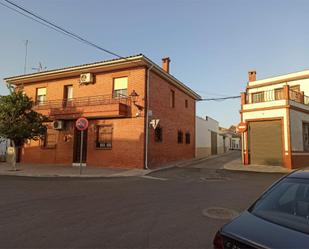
[36,87,46,105]
[113,77,128,97]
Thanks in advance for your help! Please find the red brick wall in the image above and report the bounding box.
[148,71,196,167]
[21,67,146,168]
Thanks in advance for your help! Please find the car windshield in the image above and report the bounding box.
[249,177,309,234]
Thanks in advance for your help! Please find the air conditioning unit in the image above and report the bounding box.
[80,73,94,84]
[52,120,64,130]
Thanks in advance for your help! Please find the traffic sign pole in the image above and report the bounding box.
[75,117,89,175]
[80,130,84,175]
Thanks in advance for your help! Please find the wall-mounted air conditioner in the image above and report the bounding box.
[80,73,94,85]
[53,120,64,130]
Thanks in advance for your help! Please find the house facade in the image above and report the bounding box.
[4,54,200,169]
[195,116,233,157]
[240,70,309,169]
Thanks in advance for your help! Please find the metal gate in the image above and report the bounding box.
[248,120,283,166]
[211,131,217,155]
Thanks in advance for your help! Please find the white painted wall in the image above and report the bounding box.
[196,116,219,148]
[290,109,309,152]
[231,137,241,150]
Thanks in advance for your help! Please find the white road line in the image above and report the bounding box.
[141,175,168,181]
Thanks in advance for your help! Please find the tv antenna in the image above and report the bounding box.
[32,62,47,72]
[23,40,28,74]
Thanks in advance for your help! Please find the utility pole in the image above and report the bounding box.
[24,40,28,74]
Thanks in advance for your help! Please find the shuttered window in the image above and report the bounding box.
[96,125,113,149]
[154,126,163,142]
[113,77,128,97]
[43,129,57,148]
[185,132,191,144]
[177,130,183,144]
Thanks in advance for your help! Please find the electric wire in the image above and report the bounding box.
[1,0,124,59]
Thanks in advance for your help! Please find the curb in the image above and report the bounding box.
[223,159,291,174]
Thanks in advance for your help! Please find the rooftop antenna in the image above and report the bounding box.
[23,40,28,74]
[32,62,47,72]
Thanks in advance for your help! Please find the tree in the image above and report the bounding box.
[0,85,47,170]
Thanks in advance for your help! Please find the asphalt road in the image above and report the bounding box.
[0,152,285,249]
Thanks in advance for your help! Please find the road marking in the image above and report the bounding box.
[141,175,168,181]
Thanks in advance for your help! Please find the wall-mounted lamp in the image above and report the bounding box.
[130,90,139,104]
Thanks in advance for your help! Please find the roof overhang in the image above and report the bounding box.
[247,69,309,89]
[4,54,201,100]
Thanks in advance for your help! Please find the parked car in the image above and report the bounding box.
[213,168,309,249]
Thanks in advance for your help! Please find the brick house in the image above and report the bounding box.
[240,70,309,169]
[4,54,201,169]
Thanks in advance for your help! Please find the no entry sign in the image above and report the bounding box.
[237,121,247,133]
[76,117,89,131]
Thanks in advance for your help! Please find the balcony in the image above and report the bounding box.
[33,95,131,119]
[242,86,309,111]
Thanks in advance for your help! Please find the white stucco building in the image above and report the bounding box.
[241,70,309,169]
[195,116,230,158]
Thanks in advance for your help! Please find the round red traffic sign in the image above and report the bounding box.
[237,121,247,133]
[76,117,89,131]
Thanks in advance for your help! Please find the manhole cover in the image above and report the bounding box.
[202,207,239,220]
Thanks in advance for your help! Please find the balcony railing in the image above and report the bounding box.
[244,88,309,106]
[33,94,132,118]
[34,94,131,109]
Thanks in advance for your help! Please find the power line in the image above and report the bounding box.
[198,96,240,101]
[1,0,124,59]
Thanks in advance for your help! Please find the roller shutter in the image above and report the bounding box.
[248,120,283,166]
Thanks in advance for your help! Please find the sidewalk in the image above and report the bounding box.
[223,158,292,173]
[0,162,149,178]
[0,152,234,178]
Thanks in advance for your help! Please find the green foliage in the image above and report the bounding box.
[0,85,48,146]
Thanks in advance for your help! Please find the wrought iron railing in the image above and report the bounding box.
[246,89,285,104]
[34,94,131,109]
[245,88,309,106]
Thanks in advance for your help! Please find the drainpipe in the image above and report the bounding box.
[144,64,154,170]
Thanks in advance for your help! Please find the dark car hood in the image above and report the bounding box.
[222,211,309,249]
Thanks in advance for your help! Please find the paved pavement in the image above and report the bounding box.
[224,157,292,173]
[0,152,287,249]
[0,162,148,178]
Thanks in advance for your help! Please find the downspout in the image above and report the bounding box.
[144,64,154,169]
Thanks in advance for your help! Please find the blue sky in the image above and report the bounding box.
[1,0,309,127]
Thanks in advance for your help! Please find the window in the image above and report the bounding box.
[177,130,183,144]
[154,126,163,142]
[170,90,175,108]
[36,87,46,105]
[63,85,73,107]
[249,178,309,234]
[275,88,284,100]
[185,99,188,108]
[185,132,190,144]
[113,77,128,97]
[43,129,57,148]
[96,125,113,149]
[303,123,309,152]
[252,92,264,103]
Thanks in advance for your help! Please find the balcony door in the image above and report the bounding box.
[63,85,73,107]
[73,128,88,164]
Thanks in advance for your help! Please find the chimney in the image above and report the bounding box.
[248,70,256,82]
[162,57,171,73]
